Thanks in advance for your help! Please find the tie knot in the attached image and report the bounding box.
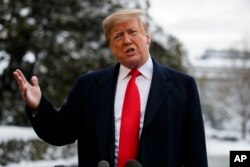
[129,69,140,78]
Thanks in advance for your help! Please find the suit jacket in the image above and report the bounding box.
[27,59,208,167]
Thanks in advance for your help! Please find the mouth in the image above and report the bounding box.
[125,48,136,56]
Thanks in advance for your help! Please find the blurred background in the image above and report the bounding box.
[0,0,249,166]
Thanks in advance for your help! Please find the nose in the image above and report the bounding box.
[124,33,132,46]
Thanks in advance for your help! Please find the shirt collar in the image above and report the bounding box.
[118,56,153,80]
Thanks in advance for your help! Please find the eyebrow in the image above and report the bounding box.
[113,27,137,34]
[113,32,123,39]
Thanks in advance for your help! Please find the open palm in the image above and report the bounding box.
[13,69,41,110]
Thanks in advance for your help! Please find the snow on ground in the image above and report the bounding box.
[4,156,78,167]
[206,126,250,155]
[0,126,39,142]
[207,137,250,156]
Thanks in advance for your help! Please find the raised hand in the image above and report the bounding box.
[13,69,42,110]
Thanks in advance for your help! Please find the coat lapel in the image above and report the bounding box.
[90,60,172,162]
[141,60,172,135]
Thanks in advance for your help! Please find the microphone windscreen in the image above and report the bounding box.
[98,160,110,167]
[125,160,143,167]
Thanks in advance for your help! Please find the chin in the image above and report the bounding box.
[121,56,143,69]
[126,61,141,69]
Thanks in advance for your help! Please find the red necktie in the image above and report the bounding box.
[118,69,141,167]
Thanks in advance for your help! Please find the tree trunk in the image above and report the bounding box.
[241,114,247,139]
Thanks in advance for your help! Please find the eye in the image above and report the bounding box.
[128,30,137,35]
[114,32,123,40]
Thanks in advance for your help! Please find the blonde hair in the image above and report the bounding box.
[103,9,149,43]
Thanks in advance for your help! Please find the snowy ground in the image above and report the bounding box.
[1,126,250,167]
[4,157,78,167]
[207,137,250,155]
[206,127,250,156]
[0,126,38,143]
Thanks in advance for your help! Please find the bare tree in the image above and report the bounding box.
[224,49,250,139]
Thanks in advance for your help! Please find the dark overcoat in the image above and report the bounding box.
[27,59,208,167]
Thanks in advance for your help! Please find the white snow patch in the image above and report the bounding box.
[0,126,38,142]
[5,156,78,167]
[207,137,250,156]
[23,51,36,63]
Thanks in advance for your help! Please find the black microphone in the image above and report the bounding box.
[98,160,110,167]
[125,160,143,167]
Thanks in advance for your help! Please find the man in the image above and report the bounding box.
[13,9,208,167]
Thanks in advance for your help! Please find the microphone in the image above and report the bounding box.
[98,160,110,167]
[125,160,143,167]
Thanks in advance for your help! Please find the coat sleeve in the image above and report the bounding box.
[184,77,208,167]
[26,77,83,146]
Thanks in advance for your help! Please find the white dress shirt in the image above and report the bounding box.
[114,57,153,166]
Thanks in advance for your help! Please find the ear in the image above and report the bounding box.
[109,43,114,55]
[146,34,151,45]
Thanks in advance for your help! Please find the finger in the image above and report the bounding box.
[13,71,20,82]
[13,70,28,94]
[13,71,23,89]
[15,69,28,83]
[13,70,26,86]
[31,76,39,87]
[22,85,28,100]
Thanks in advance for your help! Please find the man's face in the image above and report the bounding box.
[109,18,151,69]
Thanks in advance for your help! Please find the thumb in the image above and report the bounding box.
[31,76,39,87]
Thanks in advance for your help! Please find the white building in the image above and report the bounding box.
[190,49,250,135]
